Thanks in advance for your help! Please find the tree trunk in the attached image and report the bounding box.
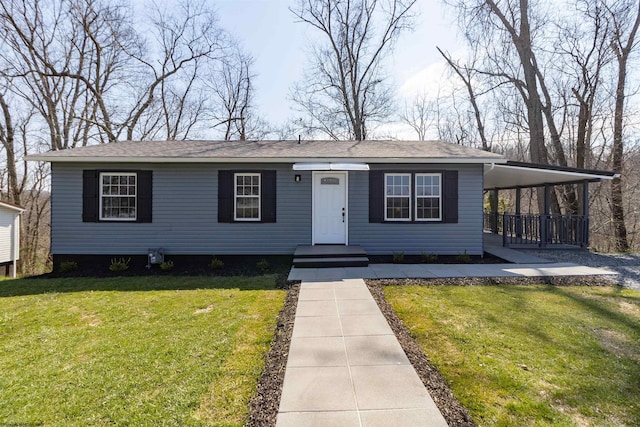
[612,56,629,251]
[0,93,21,205]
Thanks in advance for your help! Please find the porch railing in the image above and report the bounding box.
[484,213,589,248]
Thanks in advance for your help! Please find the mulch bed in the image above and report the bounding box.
[247,284,299,427]
[369,275,616,287]
[46,254,294,284]
[369,252,505,264]
[367,282,477,427]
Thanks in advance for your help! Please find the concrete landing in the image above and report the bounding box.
[276,279,448,427]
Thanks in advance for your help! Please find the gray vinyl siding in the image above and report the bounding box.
[51,163,312,255]
[348,164,484,255]
[51,162,484,256]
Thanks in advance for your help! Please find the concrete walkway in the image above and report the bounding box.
[276,279,448,427]
[288,262,617,282]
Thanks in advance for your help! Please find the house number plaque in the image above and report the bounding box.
[321,177,340,185]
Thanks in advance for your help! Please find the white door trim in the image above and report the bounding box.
[312,171,348,245]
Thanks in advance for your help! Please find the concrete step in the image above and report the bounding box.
[293,256,370,268]
[294,245,367,259]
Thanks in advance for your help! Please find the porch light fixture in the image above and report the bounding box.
[295,174,301,182]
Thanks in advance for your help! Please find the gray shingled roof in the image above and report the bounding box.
[27,140,506,163]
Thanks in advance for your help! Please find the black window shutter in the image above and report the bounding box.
[82,170,99,222]
[218,170,234,223]
[136,171,153,223]
[443,170,458,223]
[369,170,384,223]
[261,170,277,223]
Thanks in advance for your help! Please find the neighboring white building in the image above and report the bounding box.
[0,200,24,278]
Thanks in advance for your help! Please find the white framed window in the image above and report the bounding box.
[100,172,137,221]
[384,173,411,221]
[415,173,441,221]
[234,173,261,221]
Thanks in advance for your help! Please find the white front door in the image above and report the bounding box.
[313,172,347,244]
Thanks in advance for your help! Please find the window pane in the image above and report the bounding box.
[234,174,261,220]
[385,174,411,220]
[387,197,410,219]
[416,197,440,219]
[100,174,137,220]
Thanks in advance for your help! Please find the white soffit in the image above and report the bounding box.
[483,164,615,189]
[293,163,370,171]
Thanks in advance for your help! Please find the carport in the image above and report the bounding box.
[483,161,617,248]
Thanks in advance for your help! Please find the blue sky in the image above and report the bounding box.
[214,0,463,132]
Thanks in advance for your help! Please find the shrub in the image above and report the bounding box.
[209,258,224,270]
[109,257,131,272]
[456,250,472,264]
[392,251,405,264]
[256,259,269,272]
[159,260,174,271]
[59,260,78,273]
[421,251,438,263]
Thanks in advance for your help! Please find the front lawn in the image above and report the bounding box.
[384,284,640,426]
[0,276,285,426]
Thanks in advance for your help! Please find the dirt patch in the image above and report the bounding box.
[194,304,215,314]
[594,328,639,361]
[80,313,101,327]
[367,282,477,426]
[247,284,299,427]
[618,301,640,319]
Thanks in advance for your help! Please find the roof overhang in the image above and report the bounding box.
[293,162,370,171]
[484,161,618,190]
[0,200,25,213]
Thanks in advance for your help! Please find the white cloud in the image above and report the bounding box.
[398,50,469,102]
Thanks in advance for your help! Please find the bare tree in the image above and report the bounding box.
[0,0,233,273]
[208,46,256,140]
[437,47,490,150]
[400,91,438,140]
[442,0,640,250]
[121,0,224,141]
[607,0,640,252]
[0,91,24,204]
[290,0,416,140]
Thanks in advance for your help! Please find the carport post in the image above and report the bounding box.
[515,187,522,239]
[582,180,590,247]
[491,188,499,234]
[541,184,551,248]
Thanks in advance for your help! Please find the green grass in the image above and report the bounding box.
[0,275,286,426]
[384,284,640,426]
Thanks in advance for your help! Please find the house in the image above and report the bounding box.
[27,140,615,268]
[0,200,24,277]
